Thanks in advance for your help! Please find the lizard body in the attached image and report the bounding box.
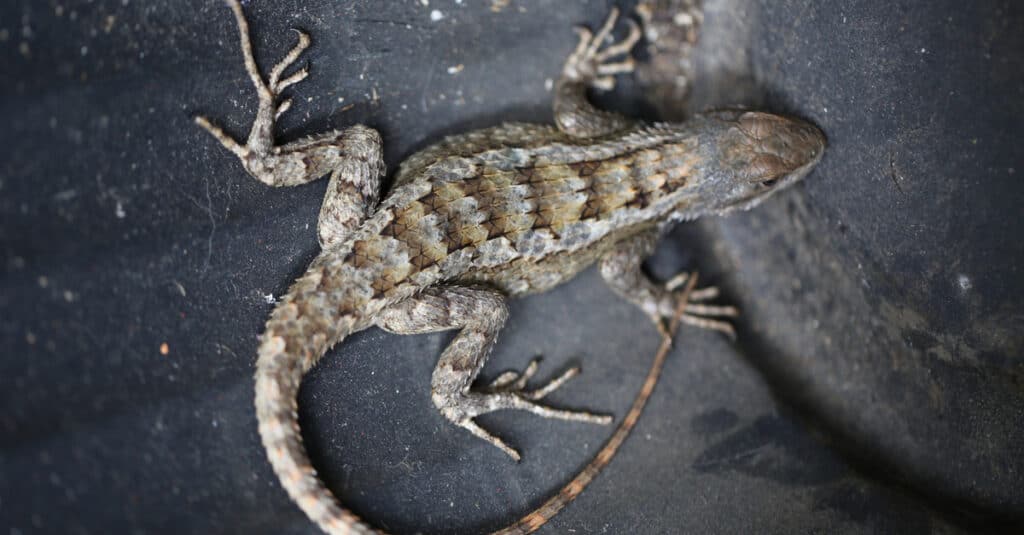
[196,2,825,533]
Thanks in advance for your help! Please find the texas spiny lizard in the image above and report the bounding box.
[196,2,825,533]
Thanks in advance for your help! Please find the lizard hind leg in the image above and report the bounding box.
[374,286,612,462]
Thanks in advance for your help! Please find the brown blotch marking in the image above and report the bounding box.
[442,220,480,253]
[458,220,489,248]
[533,208,557,229]
[516,166,538,183]
[568,160,601,177]
[336,298,356,316]
[520,182,541,203]
[460,177,484,198]
[388,202,426,241]
[373,269,402,296]
[417,190,444,211]
[627,188,653,209]
[370,277,388,297]
[580,194,603,219]
[507,213,538,239]
[433,182,467,205]
[349,240,372,268]
[380,218,408,238]
[384,202,452,272]
[480,211,510,240]
[410,252,436,270]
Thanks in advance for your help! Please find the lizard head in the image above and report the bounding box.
[668,110,825,219]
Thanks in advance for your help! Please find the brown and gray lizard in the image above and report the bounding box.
[195,1,825,533]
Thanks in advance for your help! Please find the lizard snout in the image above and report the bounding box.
[734,112,826,187]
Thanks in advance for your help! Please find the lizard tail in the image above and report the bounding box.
[254,298,381,535]
[252,267,691,535]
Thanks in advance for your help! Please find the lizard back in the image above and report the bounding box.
[334,122,702,299]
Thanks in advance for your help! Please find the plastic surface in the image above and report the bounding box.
[2,1,1021,533]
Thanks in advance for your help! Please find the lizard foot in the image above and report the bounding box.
[563,7,642,91]
[437,359,612,461]
[656,272,739,340]
[484,356,581,400]
[195,0,311,155]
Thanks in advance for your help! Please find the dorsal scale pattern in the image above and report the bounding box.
[346,127,700,299]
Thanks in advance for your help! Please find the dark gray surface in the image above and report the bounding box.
[1,1,1021,534]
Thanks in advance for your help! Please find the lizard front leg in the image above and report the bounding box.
[195,0,384,248]
[554,7,642,138]
[375,285,611,461]
[600,231,739,338]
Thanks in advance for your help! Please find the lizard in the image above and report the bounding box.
[194,1,826,533]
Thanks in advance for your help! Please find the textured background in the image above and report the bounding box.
[1,1,1022,534]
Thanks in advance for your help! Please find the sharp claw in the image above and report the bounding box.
[588,8,621,58]
[463,419,521,461]
[596,59,635,76]
[507,357,541,391]
[684,304,739,318]
[194,115,247,157]
[488,371,520,389]
[666,272,690,292]
[292,28,311,46]
[595,20,641,62]
[268,30,312,89]
[688,286,719,301]
[275,98,292,120]
[524,366,580,400]
[273,66,309,94]
[680,314,736,339]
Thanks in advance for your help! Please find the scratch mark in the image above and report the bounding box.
[420,57,438,113]
[889,152,904,194]
[183,176,217,274]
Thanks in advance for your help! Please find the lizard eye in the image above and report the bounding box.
[760,178,779,188]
